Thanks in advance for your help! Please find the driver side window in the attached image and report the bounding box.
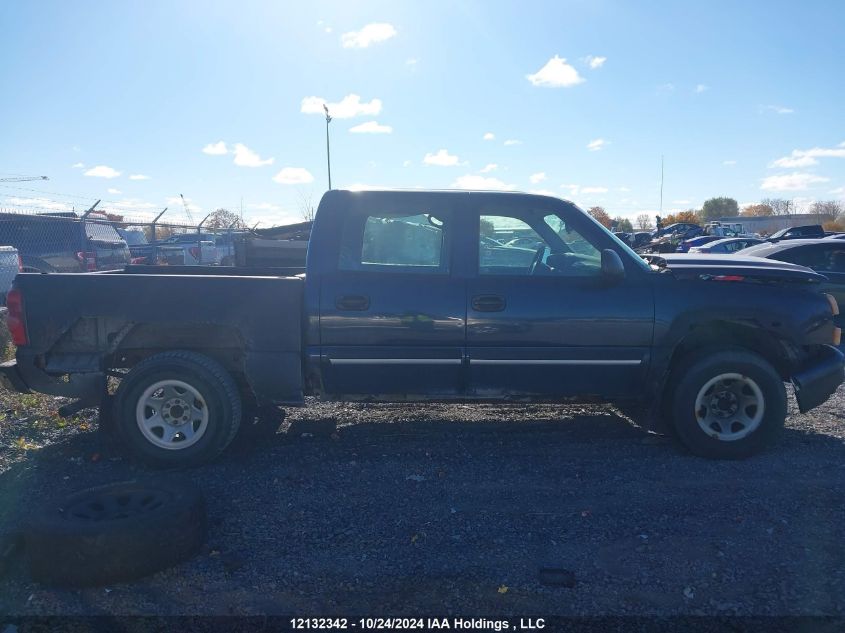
[478,212,602,276]
[479,215,545,275]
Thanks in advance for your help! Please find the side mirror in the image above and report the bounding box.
[601,249,625,281]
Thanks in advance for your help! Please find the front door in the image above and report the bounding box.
[319,196,466,397]
[466,197,654,400]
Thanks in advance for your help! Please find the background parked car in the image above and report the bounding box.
[0,245,20,305]
[160,233,218,265]
[212,231,250,266]
[0,212,130,273]
[767,224,825,241]
[676,235,721,253]
[740,239,845,330]
[688,237,764,254]
[117,228,184,265]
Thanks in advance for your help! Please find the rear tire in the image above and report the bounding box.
[113,351,241,467]
[670,348,786,459]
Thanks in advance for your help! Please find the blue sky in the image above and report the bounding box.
[1,0,844,226]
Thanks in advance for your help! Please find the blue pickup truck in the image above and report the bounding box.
[1,190,842,465]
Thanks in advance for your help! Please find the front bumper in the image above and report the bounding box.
[791,345,845,414]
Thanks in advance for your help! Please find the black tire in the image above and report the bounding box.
[113,351,242,467]
[24,479,206,587]
[670,348,786,459]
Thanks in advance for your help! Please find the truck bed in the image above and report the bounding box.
[11,269,306,405]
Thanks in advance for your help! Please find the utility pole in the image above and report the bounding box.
[324,104,333,190]
[659,155,664,215]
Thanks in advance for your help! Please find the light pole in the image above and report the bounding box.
[323,104,332,190]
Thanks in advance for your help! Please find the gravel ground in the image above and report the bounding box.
[1,384,845,617]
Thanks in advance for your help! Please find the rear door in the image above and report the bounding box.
[318,195,466,397]
[466,196,654,400]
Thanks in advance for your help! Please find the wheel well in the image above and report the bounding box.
[108,322,247,376]
[669,321,796,381]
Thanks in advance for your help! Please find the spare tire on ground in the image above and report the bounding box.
[23,479,206,587]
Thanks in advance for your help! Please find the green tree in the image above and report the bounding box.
[700,197,739,222]
[613,216,634,232]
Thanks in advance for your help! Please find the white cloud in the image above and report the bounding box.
[480,163,498,173]
[722,160,737,166]
[581,186,609,194]
[84,165,121,179]
[402,160,412,167]
[202,141,228,155]
[529,172,547,184]
[526,55,584,88]
[107,188,122,194]
[341,23,397,49]
[349,121,393,134]
[3,196,72,211]
[585,55,606,69]
[587,138,607,151]
[423,149,461,167]
[129,174,150,180]
[760,172,829,191]
[273,167,314,185]
[72,162,84,168]
[233,143,274,167]
[770,145,845,169]
[830,187,845,196]
[694,84,708,93]
[301,94,382,119]
[561,184,580,195]
[483,132,495,141]
[762,104,794,114]
[452,175,515,191]
[503,139,522,146]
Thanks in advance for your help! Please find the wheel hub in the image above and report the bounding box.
[710,391,738,418]
[161,398,191,425]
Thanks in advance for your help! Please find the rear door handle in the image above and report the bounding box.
[471,294,506,312]
[336,294,370,311]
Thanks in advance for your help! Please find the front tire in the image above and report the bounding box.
[113,351,241,467]
[670,348,786,459]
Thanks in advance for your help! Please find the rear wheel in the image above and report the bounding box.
[113,351,241,466]
[670,348,786,459]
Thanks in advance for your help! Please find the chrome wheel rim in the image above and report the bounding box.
[694,372,764,442]
[135,380,209,450]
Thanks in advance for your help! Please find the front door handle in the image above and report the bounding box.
[336,294,370,311]
[472,294,506,312]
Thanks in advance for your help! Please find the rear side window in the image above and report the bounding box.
[339,210,450,273]
[85,221,123,242]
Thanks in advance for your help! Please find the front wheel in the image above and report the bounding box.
[113,351,241,467]
[670,348,786,459]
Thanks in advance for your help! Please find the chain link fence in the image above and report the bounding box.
[0,207,252,272]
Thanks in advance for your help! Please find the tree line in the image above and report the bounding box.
[587,197,845,233]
